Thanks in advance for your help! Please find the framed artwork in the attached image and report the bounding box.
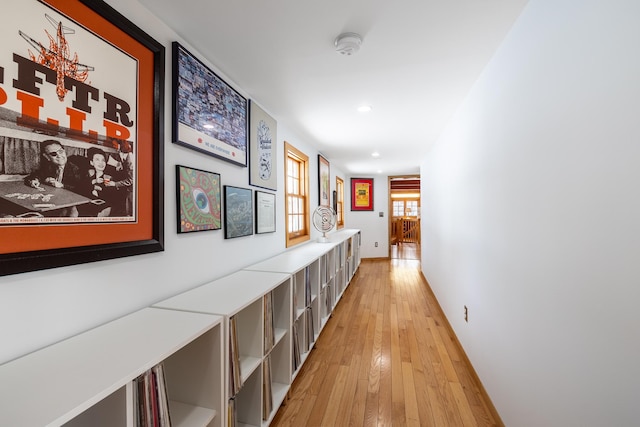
[255,190,276,234]
[224,185,253,239]
[351,178,374,211]
[318,154,330,207]
[172,42,248,167]
[0,0,164,276]
[249,100,277,190]
[176,165,221,233]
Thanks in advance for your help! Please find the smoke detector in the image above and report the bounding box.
[334,32,362,56]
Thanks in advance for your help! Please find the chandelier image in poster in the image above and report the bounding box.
[0,2,139,225]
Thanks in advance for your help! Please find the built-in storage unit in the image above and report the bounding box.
[244,228,361,382]
[0,307,224,427]
[324,229,361,300]
[0,229,360,427]
[153,270,292,427]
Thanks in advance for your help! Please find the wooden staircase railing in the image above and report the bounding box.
[391,218,420,244]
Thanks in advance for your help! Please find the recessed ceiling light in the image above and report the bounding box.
[371,151,380,157]
[357,105,372,113]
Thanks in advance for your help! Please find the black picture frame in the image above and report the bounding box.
[0,0,164,277]
[223,185,253,239]
[318,154,330,207]
[176,165,221,234]
[172,42,248,167]
[255,190,276,234]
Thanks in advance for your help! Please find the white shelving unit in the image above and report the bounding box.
[244,247,322,380]
[0,229,360,427]
[323,229,360,301]
[152,270,292,427]
[0,308,224,427]
[244,229,361,382]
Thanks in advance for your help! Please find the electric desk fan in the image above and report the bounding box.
[312,205,336,243]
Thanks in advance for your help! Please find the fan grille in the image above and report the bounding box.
[313,206,336,233]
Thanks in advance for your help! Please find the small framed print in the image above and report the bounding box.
[318,154,330,207]
[255,190,276,234]
[176,165,221,233]
[224,185,253,239]
[351,177,374,211]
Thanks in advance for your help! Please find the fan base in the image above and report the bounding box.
[317,235,330,243]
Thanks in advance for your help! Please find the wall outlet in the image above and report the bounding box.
[374,242,378,247]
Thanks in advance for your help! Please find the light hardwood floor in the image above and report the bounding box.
[391,243,420,260]
[270,258,502,427]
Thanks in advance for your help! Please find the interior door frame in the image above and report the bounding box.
[388,174,420,258]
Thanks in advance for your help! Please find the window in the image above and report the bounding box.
[392,199,420,218]
[406,200,419,217]
[335,177,344,229]
[392,200,404,217]
[284,142,310,247]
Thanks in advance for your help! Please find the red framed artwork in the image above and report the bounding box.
[0,0,164,276]
[351,178,374,211]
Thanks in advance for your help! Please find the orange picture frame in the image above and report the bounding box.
[0,0,164,276]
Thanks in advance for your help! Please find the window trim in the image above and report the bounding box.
[284,141,310,247]
[335,176,344,229]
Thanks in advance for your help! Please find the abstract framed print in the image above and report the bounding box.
[176,165,221,233]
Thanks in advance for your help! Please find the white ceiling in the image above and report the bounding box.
[137,0,529,176]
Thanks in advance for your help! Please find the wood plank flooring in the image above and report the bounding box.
[391,243,420,260]
[270,258,503,427]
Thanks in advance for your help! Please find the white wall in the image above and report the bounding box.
[421,0,640,425]
[0,0,345,365]
[345,175,389,258]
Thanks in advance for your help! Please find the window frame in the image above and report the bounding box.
[284,141,310,247]
[392,199,420,218]
[335,176,344,229]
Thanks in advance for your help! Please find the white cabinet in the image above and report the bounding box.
[0,308,224,427]
[244,249,323,380]
[153,270,292,427]
[0,229,360,427]
[243,229,361,382]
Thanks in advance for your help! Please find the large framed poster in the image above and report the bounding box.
[0,0,165,276]
[173,42,248,167]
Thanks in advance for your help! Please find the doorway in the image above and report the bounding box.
[388,175,421,260]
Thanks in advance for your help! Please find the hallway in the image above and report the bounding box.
[271,258,501,426]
